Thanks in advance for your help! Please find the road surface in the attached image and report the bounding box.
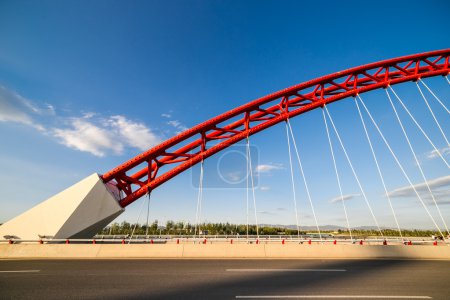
[1,259,449,299]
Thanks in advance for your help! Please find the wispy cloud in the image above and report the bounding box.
[330,193,360,203]
[108,115,161,151]
[54,115,162,157]
[53,118,121,157]
[425,147,450,160]
[386,175,450,205]
[255,163,283,174]
[0,86,52,131]
[161,113,172,118]
[0,85,163,157]
[259,186,270,191]
[167,119,188,134]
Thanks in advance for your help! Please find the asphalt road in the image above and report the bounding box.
[1,259,449,299]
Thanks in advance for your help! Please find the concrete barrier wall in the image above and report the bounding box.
[1,244,449,259]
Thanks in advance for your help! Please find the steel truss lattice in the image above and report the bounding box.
[101,49,450,208]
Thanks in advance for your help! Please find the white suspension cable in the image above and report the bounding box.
[358,95,446,238]
[324,105,384,238]
[322,109,353,241]
[389,86,449,168]
[128,193,148,244]
[416,82,450,148]
[287,119,322,241]
[145,192,152,236]
[446,76,450,85]
[285,121,301,238]
[385,88,450,236]
[419,79,450,114]
[247,137,259,239]
[194,159,204,238]
[246,140,250,240]
[355,96,403,241]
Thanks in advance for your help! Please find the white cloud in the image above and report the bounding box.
[255,163,283,173]
[168,120,181,127]
[46,104,56,115]
[386,175,450,205]
[387,175,450,196]
[330,193,360,203]
[109,115,161,151]
[53,118,121,157]
[167,119,188,133]
[260,186,270,191]
[0,85,163,157]
[0,86,49,131]
[53,115,162,157]
[426,147,450,160]
[82,112,97,119]
[162,112,189,134]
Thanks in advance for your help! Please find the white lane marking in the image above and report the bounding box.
[0,270,41,273]
[226,269,346,272]
[235,296,432,299]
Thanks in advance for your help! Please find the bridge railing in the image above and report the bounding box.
[0,235,445,245]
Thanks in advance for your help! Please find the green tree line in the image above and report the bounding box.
[100,220,299,236]
[99,221,441,237]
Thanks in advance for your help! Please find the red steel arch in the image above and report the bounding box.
[101,49,450,208]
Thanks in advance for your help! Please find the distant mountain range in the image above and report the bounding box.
[259,224,406,231]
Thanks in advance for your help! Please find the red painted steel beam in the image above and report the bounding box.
[100,49,450,208]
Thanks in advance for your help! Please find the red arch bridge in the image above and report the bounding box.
[1,49,449,243]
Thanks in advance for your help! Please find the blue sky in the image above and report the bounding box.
[0,0,449,230]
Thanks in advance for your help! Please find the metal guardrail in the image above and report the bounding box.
[0,235,446,246]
